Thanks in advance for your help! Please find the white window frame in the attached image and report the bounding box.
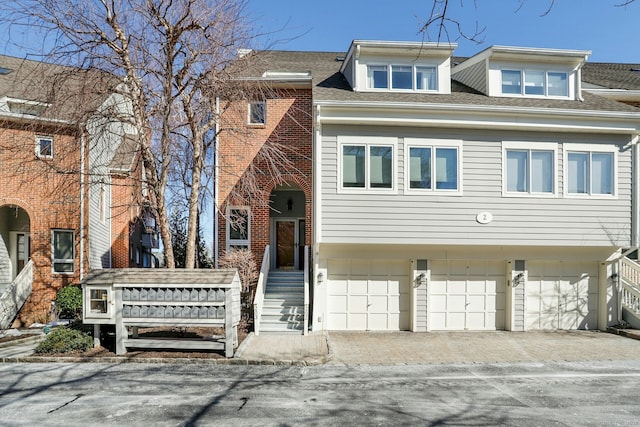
[502,142,558,197]
[404,138,463,195]
[338,136,397,193]
[500,68,569,99]
[51,229,74,274]
[35,135,53,159]
[563,143,617,199]
[226,206,251,250]
[248,101,266,125]
[366,64,439,92]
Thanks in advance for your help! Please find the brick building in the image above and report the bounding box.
[0,55,155,327]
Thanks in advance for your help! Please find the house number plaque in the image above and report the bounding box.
[476,212,493,224]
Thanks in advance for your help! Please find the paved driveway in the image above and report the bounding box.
[327,330,640,365]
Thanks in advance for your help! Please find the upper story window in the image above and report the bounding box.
[248,101,266,125]
[565,145,615,197]
[501,69,568,98]
[52,229,74,274]
[340,137,396,192]
[367,64,437,92]
[227,207,250,250]
[503,142,557,196]
[36,136,53,159]
[406,139,462,193]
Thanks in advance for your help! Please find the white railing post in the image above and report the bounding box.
[253,245,270,336]
[303,245,309,336]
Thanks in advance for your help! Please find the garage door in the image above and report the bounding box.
[327,259,410,331]
[429,260,506,330]
[526,261,598,330]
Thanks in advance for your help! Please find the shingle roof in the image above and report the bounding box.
[81,268,239,285]
[109,134,138,173]
[0,54,116,122]
[582,62,640,91]
[253,50,640,113]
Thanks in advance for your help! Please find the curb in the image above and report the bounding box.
[607,327,640,341]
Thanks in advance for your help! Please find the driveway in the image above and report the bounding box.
[327,330,640,365]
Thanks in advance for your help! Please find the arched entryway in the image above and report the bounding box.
[270,185,306,270]
[0,204,31,282]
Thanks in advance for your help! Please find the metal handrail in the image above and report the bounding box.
[303,245,309,335]
[253,245,270,336]
[0,260,33,329]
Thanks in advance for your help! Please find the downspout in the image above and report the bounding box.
[214,96,220,268]
[79,130,86,280]
[575,61,585,102]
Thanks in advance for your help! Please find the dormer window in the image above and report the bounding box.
[500,69,569,98]
[366,64,438,92]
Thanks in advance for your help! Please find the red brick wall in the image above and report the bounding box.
[0,123,81,325]
[217,88,313,262]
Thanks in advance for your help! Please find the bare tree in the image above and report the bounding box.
[3,0,271,268]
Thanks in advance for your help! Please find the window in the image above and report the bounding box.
[36,136,53,158]
[52,230,74,273]
[227,207,250,249]
[341,143,394,190]
[248,101,265,125]
[505,148,555,195]
[367,64,438,91]
[566,149,615,196]
[501,69,569,97]
[406,140,462,192]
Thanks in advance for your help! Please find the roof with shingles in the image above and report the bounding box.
[0,54,115,122]
[582,62,640,91]
[253,50,640,113]
[109,134,138,173]
[81,268,239,286]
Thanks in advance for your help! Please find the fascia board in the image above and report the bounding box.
[0,111,74,126]
[583,88,640,101]
[314,101,640,134]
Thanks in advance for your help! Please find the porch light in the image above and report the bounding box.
[317,272,324,284]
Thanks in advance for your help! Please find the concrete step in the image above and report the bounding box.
[262,306,304,316]
[259,322,304,333]
[263,299,304,307]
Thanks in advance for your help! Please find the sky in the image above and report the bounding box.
[246,0,640,63]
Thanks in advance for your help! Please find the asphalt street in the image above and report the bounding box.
[2,360,640,426]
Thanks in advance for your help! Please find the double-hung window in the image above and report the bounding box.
[227,207,250,250]
[367,64,437,91]
[503,143,556,196]
[248,101,266,125]
[501,69,568,98]
[565,145,615,196]
[406,139,462,193]
[52,229,74,274]
[341,138,395,191]
[36,136,53,159]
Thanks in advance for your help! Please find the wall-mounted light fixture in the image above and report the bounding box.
[317,272,324,284]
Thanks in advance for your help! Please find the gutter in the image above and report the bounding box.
[214,96,220,269]
[79,131,86,280]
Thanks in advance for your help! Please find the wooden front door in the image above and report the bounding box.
[275,220,296,269]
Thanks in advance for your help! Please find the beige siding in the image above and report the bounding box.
[321,125,632,247]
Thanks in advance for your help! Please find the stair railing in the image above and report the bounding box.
[303,245,310,336]
[253,245,270,336]
[0,260,33,330]
[620,256,640,321]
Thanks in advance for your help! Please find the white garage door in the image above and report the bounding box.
[327,259,410,331]
[429,260,506,330]
[526,261,598,330]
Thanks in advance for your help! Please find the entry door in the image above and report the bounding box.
[275,220,296,269]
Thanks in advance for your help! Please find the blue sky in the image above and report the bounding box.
[248,0,640,62]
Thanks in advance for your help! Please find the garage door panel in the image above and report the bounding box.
[467,312,486,328]
[430,280,447,294]
[348,313,367,330]
[447,312,466,329]
[329,295,347,312]
[368,295,388,313]
[448,281,466,294]
[330,280,348,294]
[349,295,368,312]
[466,295,486,311]
[368,280,388,295]
[349,280,368,294]
[448,295,467,311]
[327,313,347,330]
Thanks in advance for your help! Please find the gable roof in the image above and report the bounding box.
[253,50,640,114]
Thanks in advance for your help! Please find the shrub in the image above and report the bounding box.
[35,326,93,354]
[56,285,83,319]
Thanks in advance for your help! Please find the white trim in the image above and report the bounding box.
[226,206,251,251]
[51,229,75,275]
[337,135,397,194]
[364,63,439,93]
[501,141,559,198]
[404,138,463,195]
[499,67,570,99]
[35,135,53,159]
[562,143,618,199]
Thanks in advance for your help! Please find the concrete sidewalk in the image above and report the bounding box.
[234,332,329,365]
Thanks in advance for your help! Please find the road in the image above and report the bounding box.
[2,360,640,426]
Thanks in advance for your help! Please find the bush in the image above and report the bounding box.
[56,285,83,319]
[35,326,93,354]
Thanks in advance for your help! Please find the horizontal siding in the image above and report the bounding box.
[321,126,632,247]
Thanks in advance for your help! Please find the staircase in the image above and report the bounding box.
[0,260,33,329]
[259,270,305,334]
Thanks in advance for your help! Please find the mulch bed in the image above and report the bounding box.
[24,326,250,359]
